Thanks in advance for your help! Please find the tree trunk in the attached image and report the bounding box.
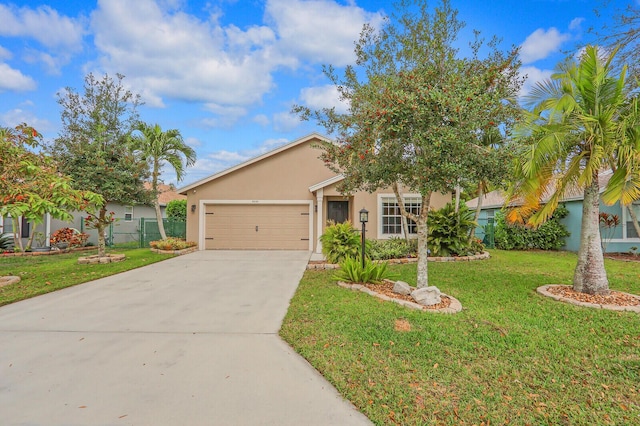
[627,204,640,240]
[11,217,23,251]
[469,184,484,244]
[155,200,167,240]
[573,177,609,295]
[152,163,167,240]
[416,192,432,288]
[97,208,107,257]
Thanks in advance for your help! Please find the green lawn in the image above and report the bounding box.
[0,247,174,307]
[280,250,640,425]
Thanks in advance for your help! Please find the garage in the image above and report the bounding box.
[204,203,311,250]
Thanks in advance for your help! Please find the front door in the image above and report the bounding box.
[327,201,349,224]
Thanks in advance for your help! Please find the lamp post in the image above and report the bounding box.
[359,208,368,268]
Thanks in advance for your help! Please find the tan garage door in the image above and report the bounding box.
[204,204,310,250]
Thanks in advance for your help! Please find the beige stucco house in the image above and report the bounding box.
[179,133,451,253]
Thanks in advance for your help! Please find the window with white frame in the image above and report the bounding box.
[124,206,133,222]
[380,196,421,236]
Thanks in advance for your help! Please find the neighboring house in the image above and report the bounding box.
[1,184,186,248]
[466,171,640,253]
[178,133,451,252]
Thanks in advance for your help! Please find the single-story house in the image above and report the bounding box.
[1,184,186,248]
[466,171,640,253]
[178,133,451,252]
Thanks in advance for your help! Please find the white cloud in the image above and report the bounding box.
[569,17,584,31]
[0,45,12,60]
[0,4,85,73]
[185,136,202,147]
[0,108,51,131]
[519,66,554,98]
[91,0,277,111]
[300,84,349,113]
[519,27,570,64]
[273,110,302,132]
[265,0,385,67]
[253,114,270,126]
[0,63,36,92]
[0,4,85,49]
[201,103,248,128]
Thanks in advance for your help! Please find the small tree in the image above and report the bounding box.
[131,123,196,240]
[166,199,187,221]
[0,124,102,251]
[49,73,150,257]
[508,46,640,295]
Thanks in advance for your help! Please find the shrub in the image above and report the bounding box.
[320,220,361,264]
[166,199,187,221]
[50,227,89,248]
[0,233,14,252]
[494,204,570,250]
[368,237,417,260]
[149,237,196,251]
[333,257,397,284]
[427,202,482,256]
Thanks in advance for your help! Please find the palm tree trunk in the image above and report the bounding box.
[627,204,640,240]
[155,199,167,240]
[573,178,609,295]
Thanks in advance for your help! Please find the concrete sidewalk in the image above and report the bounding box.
[0,250,371,425]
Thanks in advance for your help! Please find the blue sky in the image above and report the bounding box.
[0,0,625,187]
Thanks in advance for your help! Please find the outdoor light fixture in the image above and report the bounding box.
[191,204,196,213]
[359,208,369,224]
[359,208,369,268]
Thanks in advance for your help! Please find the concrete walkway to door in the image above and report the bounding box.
[0,250,371,425]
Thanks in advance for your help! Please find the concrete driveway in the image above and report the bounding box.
[0,250,371,426]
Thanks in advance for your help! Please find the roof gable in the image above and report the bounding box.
[178,133,331,194]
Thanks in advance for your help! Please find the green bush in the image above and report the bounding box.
[166,199,187,221]
[368,237,417,260]
[494,204,570,250]
[320,221,361,263]
[427,202,482,256]
[333,256,397,284]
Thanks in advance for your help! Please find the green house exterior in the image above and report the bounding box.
[468,182,640,254]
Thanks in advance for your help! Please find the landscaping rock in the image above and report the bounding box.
[77,254,126,265]
[0,276,21,288]
[393,280,413,295]
[411,286,442,306]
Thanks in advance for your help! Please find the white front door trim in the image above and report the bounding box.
[198,199,314,251]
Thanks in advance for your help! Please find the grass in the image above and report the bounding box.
[280,250,640,425]
[0,246,174,307]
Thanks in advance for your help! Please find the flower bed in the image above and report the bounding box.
[149,237,197,251]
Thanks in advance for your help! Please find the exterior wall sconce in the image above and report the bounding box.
[191,204,196,213]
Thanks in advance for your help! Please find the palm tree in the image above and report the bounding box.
[509,45,640,295]
[132,123,196,240]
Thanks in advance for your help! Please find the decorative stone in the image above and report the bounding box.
[411,286,442,306]
[77,254,126,265]
[0,276,21,288]
[393,280,413,295]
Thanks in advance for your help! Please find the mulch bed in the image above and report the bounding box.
[605,253,640,262]
[546,285,640,307]
[361,281,452,310]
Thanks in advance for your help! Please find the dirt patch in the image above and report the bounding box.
[394,319,412,332]
[605,252,640,262]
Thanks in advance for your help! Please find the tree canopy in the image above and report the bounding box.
[49,73,150,256]
[131,122,196,240]
[296,0,522,288]
[1,124,102,251]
